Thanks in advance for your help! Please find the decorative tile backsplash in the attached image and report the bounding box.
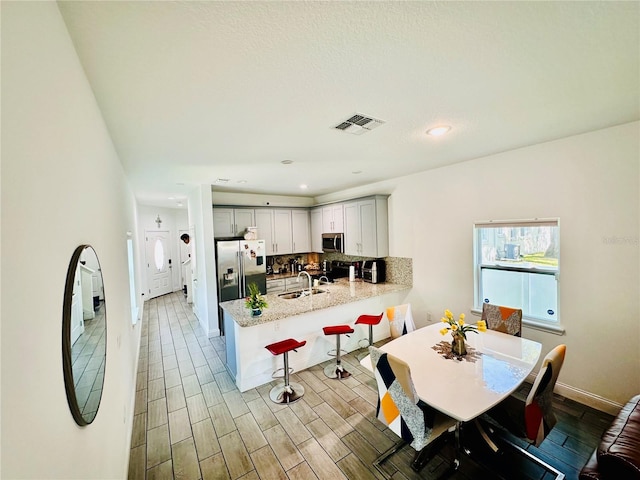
[321,252,413,286]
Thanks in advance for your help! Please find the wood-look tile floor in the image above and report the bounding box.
[128,293,615,480]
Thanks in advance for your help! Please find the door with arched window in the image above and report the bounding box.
[145,230,172,299]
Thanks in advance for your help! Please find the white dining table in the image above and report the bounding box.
[360,322,542,422]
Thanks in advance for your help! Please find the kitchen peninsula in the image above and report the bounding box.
[220,278,411,391]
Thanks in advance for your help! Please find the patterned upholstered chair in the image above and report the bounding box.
[386,304,416,339]
[481,303,523,337]
[483,344,567,447]
[369,346,456,475]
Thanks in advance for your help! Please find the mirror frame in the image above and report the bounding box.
[62,244,107,426]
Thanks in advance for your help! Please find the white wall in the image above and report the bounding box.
[188,185,220,336]
[136,205,189,296]
[318,122,640,409]
[1,2,141,478]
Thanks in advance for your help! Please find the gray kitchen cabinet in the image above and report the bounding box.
[266,278,286,294]
[213,207,255,237]
[322,204,344,233]
[291,209,311,253]
[310,207,323,253]
[343,196,389,257]
[255,209,293,255]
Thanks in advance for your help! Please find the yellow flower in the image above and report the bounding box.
[440,309,486,340]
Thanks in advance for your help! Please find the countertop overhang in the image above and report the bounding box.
[220,279,411,327]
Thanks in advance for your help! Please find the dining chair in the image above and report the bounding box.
[386,303,416,339]
[369,346,456,476]
[482,344,567,447]
[481,303,523,337]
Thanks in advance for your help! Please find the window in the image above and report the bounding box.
[473,219,562,332]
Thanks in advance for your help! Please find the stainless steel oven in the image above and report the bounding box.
[322,233,344,253]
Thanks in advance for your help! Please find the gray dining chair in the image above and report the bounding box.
[369,346,456,476]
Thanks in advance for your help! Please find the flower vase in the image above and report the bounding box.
[452,334,467,356]
[251,308,262,317]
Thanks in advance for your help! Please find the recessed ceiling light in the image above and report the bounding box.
[281,160,294,165]
[215,178,230,183]
[177,202,183,207]
[168,196,175,200]
[237,180,247,184]
[352,170,362,175]
[300,184,308,189]
[426,125,452,136]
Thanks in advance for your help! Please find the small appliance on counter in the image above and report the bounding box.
[362,260,386,284]
[327,260,360,280]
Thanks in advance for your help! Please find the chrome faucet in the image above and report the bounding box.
[319,275,330,285]
[297,271,312,296]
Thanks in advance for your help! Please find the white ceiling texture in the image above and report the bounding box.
[57,1,639,208]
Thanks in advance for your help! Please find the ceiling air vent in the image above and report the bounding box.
[334,113,385,135]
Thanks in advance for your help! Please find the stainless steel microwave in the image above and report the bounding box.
[322,233,344,253]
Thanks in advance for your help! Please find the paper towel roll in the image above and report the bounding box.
[349,265,355,282]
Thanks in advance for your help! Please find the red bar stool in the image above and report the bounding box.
[355,313,384,349]
[322,325,354,379]
[265,338,306,404]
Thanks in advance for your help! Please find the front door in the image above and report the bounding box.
[146,230,172,299]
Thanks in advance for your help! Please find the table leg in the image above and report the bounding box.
[453,421,462,470]
[474,418,499,453]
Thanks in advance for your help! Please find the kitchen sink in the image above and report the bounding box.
[278,288,327,300]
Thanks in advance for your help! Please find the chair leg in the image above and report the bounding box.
[411,431,452,472]
[372,439,407,479]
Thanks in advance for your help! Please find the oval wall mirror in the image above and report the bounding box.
[62,245,106,426]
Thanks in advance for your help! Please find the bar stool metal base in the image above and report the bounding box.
[269,381,305,404]
[324,363,351,379]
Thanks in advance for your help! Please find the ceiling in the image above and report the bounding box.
[57,1,639,208]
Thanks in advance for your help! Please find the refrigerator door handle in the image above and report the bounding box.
[236,252,244,298]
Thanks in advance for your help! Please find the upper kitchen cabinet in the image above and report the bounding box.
[343,196,389,257]
[213,207,255,237]
[322,204,344,233]
[291,210,311,253]
[255,209,293,256]
[310,208,323,253]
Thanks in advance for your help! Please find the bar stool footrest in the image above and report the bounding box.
[271,367,294,379]
[326,348,348,358]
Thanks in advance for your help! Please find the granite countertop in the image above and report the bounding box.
[220,278,411,327]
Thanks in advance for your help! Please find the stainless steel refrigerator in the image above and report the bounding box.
[216,239,266,333]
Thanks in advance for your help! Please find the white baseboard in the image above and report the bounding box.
[525,373,623,415]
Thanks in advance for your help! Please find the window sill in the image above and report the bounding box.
[470,308,565,336]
